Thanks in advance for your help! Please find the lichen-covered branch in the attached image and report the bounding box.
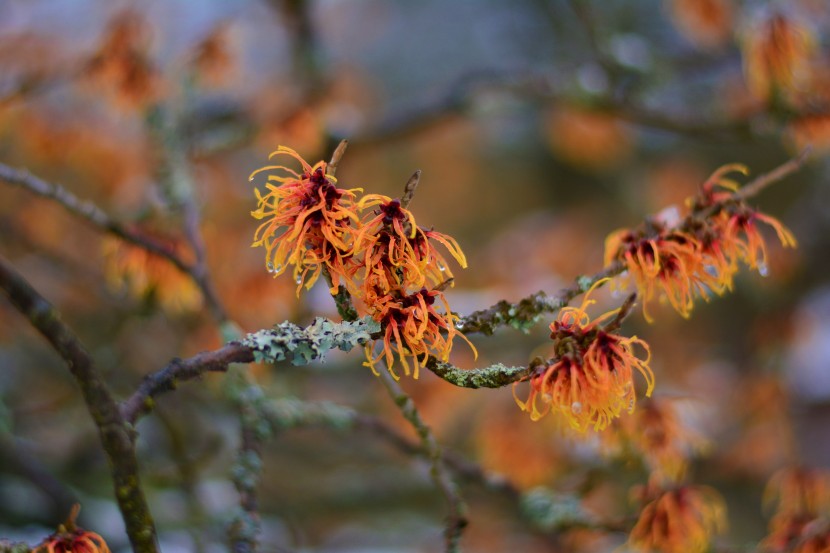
[426,358,532,388]
[0,253,159,553]
[122,316,380,423]
[376,369,468,553]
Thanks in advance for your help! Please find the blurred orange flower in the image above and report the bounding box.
[83,10,161,110]
[612,397,707,483]
[741,9,817,104]
[669,0,734,49]
[515,282,654,431]
[544,107,632,171]
[629,483,726,553]
[102,235,201,314]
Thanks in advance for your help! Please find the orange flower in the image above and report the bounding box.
[514,282,654,431]
[351,194,466,294]
[629,484,726,553]
[102,235,201,313]
[34,505,111,553]
[605,226,712,321]
[607,163,797,322]
[614,397,707,483]
[765,467,830,519]
[741,9,817,103]
[364,287,475,380]
[692,164,797,277]
[669,0,734,50]
[250,146,362,295]
[83,10,160,110]
[35,529,111,553]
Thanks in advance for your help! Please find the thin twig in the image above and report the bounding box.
[602,293,637,334]
[327,139,349,177]
[376,368,468,552]
[0,253,159,553]
[0,163,192,275]
[736,146,812,200]
[145,103,230,324]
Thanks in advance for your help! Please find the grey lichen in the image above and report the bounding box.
[520,487,592,531]
[427,359,531,389]
[241,316,380,366]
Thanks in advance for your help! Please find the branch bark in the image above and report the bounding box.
[0,253,158,553]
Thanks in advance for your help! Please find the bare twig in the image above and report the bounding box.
[0,163,191,274]
[376,369,468,552]
[327,139,349,177]
[0,163,232,323]
[0,253,159,553]
[145,104,230,324]
[736,146,812,200]
[121,343,253,423]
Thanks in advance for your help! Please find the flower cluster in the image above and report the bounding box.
[763,467,830,553]
[605,164,796,321]
[250,147,474,378]
[628,483,726,553]
[514,282,654,432]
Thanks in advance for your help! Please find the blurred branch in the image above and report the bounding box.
[227,369,265,553]
[0,163,192,274]
[376,369,468,553]
[145,104,230,324]
[0,253,159,553]
[0,433,78,521]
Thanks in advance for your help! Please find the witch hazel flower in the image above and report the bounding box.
[250,146,362,295]
[363,286,475,380]
[629,482,727,553]
[605,163,797,321]
[514,281,654,432]
[351,194,467,294]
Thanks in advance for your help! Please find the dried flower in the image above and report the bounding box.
[629,483,726,553]
[515,282,654,431]
[363,287,475,380]
[250,146,362,294]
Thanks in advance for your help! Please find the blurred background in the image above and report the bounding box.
[0,0,829,551]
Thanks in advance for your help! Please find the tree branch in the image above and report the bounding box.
[0,253,159,553]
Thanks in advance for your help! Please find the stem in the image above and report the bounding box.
[376,369,468,552]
